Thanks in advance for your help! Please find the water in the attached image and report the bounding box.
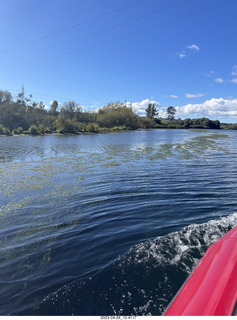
[0,129,236,315]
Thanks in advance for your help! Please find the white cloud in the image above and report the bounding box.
[178,52,186,59]
[185,93,204,98]
[215,77,224,83]
[176,97,237,118]
[187,44,199,51]
[174,44,199,60]
[230,78,237,84]
[231,65,237,76]
[162,94,178,99]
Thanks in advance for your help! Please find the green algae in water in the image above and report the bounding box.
[0,196,37,216]
[0,131,230,211]
[102,161,121,168]
[39,248,52,269]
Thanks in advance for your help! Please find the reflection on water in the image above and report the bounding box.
[0,129,236,315]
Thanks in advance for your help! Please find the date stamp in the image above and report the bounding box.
[100,316,137,320]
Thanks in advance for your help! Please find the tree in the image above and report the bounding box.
[183,118,191,128]
[29,125,40,135]
[145,103,159,119]
[76,111,97,123]
[212,120,220,129]
[167,106,176,121]
[98,102,140,129]
[0,103,28,131]
[0,90,12,105]
[60,100,81,119]
[140,117,157,128]
[98,101,122,114]
[49,100,58,115]
[16,85,33,106]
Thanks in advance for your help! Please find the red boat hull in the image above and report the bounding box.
[164,226,237,316]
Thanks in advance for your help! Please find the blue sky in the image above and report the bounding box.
[1,0,237,122]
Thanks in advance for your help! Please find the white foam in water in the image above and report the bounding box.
[125,213,237,271]
[115,213,237,315]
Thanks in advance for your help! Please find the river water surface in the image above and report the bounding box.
[0,129,236,315]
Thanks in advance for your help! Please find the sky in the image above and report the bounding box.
[0,0,237,122]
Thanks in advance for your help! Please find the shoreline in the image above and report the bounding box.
[0,126,232,138]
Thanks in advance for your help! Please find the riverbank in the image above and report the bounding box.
[1,116,237,137]
[1,90,236,137]
[0,125,236,137]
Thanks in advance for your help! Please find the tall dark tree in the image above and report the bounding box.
[145,103,159,119]
[167,106,176,121]
[49,100,59,115]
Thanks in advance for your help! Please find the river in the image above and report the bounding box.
[0,129,236,315]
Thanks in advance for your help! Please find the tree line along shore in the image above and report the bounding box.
[0,89,236,136]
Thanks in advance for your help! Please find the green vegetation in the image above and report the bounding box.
[29,125,40,135]
[220,123,237,130]
[162,117,221,129]
[167,106,176,121]
[145,103,159,119]
[0,124,11,135]
[0,88,234,136]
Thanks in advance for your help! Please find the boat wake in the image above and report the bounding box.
[19,213,237,316]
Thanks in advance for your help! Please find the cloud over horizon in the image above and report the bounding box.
[126,97,237,121]
[176,97,237,119]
